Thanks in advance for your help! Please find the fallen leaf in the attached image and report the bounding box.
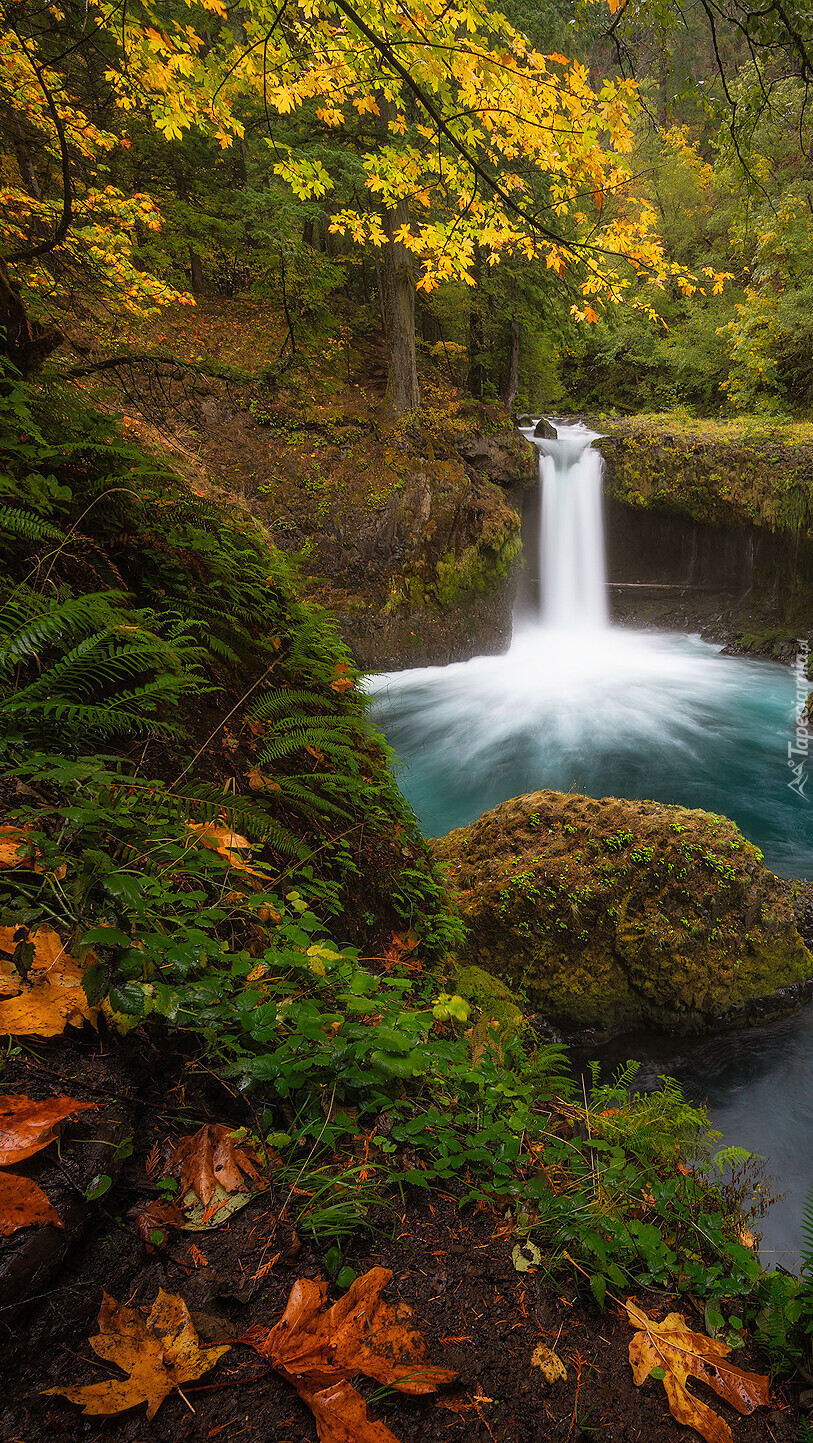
[187,821,251,855]
[161,1123,264,1208]
[330,662,354,693]
[186,823,267,879]
[180,1181,255,1230]
[531,1341,567,1383]
[0,1094,96,1165]
[512,1240,541,1272]
[245,767,280,793]
[43,1289,230,1419]
[243,1267,455,1441]
[129,1200,186,1245]
[0,927,99,1037]
[0,1169,62,1235]
[626,1299,770,1443]
[0,827,29,868]
[302,1377,401,1442]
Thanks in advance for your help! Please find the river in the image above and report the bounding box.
[366,420,813,1268]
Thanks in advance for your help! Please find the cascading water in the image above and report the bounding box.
[366,419,812,876]
[365,415,813,1267]
[536,422,608,629]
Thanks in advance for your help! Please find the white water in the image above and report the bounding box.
[365,418,813,1266]
[537,422,608,629]
[366,419,813,875]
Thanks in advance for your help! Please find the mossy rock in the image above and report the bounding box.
[453,963,525,1064]
[434,791,813,1041]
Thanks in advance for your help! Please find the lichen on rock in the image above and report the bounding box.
[434,790,813,1042]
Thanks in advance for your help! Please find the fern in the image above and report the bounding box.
[0,506,67,544]
[0,594,206,747]
[802,1184,813,1281]
[250,687,333,721]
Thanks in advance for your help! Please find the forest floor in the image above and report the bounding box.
[0,1030,802,1443]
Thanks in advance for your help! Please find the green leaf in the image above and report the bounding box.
[81,960,111,1006]
[108,982,149,1017]
[86,1174,113,1201]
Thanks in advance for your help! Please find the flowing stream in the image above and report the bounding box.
[366,420,813,1266]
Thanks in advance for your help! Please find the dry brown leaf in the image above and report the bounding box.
[242,1266,455,1442]
[0,927,99,1037]
[245,1267,455,1394]
[626,1299,770,1443]
[330,663,355,694]
[129,1200,186,1245]
[0,1169,62,1235]
[0,1093,96,1165]
[186,823,267,879]
[43,1289,230,1419]
[0,827,29,868]
[245,767,280,793]
[161,1123,264,1209]
[531,1341,567,1383]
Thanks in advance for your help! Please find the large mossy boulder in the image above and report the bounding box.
[433,791,813,1041]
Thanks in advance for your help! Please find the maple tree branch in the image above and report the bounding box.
[2,21,73,265]
[326,0,566,249]
[66,353,250,382]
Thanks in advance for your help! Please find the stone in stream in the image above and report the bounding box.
[433,790,813,1043]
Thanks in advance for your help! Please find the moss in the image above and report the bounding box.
[433,532,521,606]
[600,422,813,534]
[454,963,525,1062]
[435,791,813,1040]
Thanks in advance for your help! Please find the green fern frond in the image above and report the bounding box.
[249,687,332,722]
[801,1185,813,1279]
[0,506,67,545]
[0,592,129,667]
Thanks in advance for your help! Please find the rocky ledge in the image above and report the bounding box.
[433,790,813,1044]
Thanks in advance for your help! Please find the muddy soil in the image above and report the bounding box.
[0,1033,801,1443]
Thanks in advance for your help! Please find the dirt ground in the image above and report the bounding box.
[0,1032,801,1443]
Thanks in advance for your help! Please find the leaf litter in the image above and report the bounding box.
[44,1268,453,1439]
[242,1265,456,1442]
[160,1122,267,1228]
[626,1298,771,1443]
[0,926,99,1037]
[0,1092,96,1236]
[44,1290,230,1419]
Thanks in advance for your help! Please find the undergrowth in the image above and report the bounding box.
[2,368,812,1393]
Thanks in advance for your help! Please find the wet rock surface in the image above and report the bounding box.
[435,790,813,1042]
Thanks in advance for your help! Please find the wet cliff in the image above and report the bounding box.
[595,417,813,657]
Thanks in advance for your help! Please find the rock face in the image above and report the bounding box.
[597,420,813,656]
[433,790,813,1042]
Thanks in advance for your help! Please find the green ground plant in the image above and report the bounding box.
[1,370,808,1386]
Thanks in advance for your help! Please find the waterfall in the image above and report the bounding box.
[533,421,608,630]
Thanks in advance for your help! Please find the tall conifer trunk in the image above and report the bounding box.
[503,315,520,411]
[381,199,420,416]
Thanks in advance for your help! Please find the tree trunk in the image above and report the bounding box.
[503,315,520,412]
[189,248,204,293]
[0,259,61,375]
[11,119,41,200]
[468,248,485,398]
[381,200,420,416]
